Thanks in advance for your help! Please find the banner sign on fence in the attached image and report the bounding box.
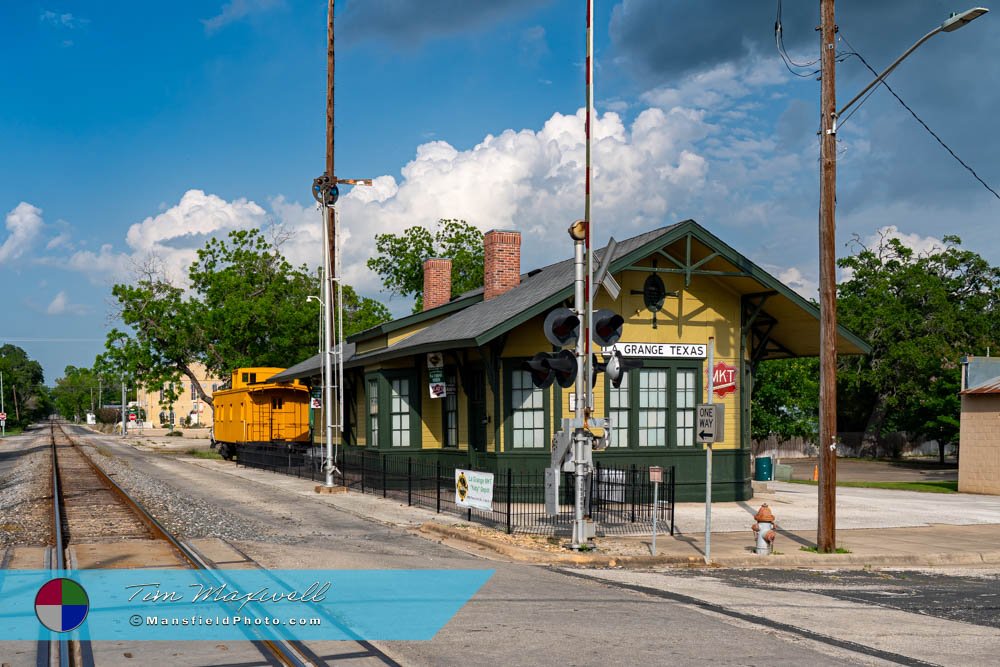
[455,469,494,511]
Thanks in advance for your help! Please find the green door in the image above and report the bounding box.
[467,368,487,466]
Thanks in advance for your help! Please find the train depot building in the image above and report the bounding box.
[273,220,868,502]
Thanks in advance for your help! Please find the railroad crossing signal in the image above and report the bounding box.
[695,403,725,443]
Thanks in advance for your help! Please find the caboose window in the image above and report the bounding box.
[242,373,248,383]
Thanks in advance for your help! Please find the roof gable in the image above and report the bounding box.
[346,220,870,367]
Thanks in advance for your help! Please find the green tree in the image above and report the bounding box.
[342,284,392,337]
[0,344,50,428]
[751,357,820,443]
[367,219,484,312]
[101,229,391,409]
[50,365,99,422]
[837,232,1000,460]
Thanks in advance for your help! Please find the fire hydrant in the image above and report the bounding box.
[751,504,777,555]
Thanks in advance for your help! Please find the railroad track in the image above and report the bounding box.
[44,420,321,667]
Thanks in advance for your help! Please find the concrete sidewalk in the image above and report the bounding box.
[83,428,1000,570]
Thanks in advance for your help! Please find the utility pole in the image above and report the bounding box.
[818,0,838,553]
[121,378,126,438]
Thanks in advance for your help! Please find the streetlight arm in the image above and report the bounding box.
[838,7,989,118]
[837,27,940,118]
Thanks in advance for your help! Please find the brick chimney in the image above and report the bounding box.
[483,230,521,300]
[422,257,453,311]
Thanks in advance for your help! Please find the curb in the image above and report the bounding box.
[419,522,1000,569]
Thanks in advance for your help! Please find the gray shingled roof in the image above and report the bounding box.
[346,225,679,367]
[268,342,356,383]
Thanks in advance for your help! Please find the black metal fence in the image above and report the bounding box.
[236,444,675,537]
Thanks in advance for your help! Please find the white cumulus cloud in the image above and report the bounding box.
[63,189,267,285]
[0,202,45,263]
[46,290,88,315]
[202,0,283,33]
[324,105,715,297]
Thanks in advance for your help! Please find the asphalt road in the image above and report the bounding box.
[6,425,996,667]
[678,568,1000,629]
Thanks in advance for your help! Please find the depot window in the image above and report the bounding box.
[504,361,551,449]
[604,362,702,448]
[443,371,459,448]
[365,371,421,449]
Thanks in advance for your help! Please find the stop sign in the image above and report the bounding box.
[0,412,6,420]
[128,413,137,422]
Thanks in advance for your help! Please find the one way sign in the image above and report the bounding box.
[695,404,725,444]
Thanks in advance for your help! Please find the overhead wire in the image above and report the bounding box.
[837,31,1000,201]
[775,0,819,77]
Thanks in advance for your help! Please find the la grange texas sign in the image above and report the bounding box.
[605,343,738,398]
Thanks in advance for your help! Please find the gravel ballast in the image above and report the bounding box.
[78,443,301,544]
[0,432,54,547]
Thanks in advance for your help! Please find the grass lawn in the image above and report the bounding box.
[788,480,958,493]
[185,448,223,460]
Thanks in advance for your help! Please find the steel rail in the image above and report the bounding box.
[52,422,312,667]
[49,420,70,667]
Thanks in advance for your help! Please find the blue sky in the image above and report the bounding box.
[2,0,998,384]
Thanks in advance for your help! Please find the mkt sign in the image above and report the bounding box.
[455,469,494,511]
[710,362,737,397]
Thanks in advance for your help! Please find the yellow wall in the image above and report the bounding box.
[500,264,744,449]
[354,262,747,453]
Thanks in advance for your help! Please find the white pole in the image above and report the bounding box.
[651,480,659,555]
[121,378,126,438]
[335,207,344,477]
[572,237,587,549]
[1,371,5,437]
[322,204,335,488]
[705,336,715,564]
[569,0,596,553]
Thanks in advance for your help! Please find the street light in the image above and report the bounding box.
[816,3,988,552]
[837,7,990,118]
[306,294,323,354]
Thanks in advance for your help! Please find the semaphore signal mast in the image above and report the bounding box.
[311,0,370,491]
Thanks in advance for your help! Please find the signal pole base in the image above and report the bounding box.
[314,485,348,495]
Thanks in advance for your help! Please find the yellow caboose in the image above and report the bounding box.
[210,367,311,459]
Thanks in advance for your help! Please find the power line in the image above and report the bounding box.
[838,32,1000,201]
[775,0,819,77]
[0,338,103,343]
